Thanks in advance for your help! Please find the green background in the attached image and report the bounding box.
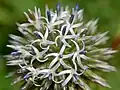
[0,0,120,90]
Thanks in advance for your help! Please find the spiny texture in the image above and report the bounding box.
[6,4,117,90]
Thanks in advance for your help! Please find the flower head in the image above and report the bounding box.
[5,4,117,90]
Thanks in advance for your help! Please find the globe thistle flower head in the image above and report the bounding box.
[5,4,117,90]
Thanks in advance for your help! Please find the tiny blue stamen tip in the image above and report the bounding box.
[11,51,21,56]
[56,3,61,15]
[75,4,79,11]
[24,74,31,80]
[59,54,63,58]
[56,3,61,10]
[79,50,87,54]
[33,31,41,39]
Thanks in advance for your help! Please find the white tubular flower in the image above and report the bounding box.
[5,4,117,90]
[24,7,44,30]
[55,26,79,47]
[32,27,55,49]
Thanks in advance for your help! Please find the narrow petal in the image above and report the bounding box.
[72,22,83,28]
[60,59,71,68]
[72,53,77,70]
[64,35,77,39]
[52,20,64,26]
[46,40,55,45]
[52,62,60,71]
[49,57,58,68]
[51,14,57,23]
[11,76,23,85]
[70,28,75,35]
[31,45,40,55]
[86,70,111,88]
[38,8,41,18]
[63,53,74,59]
[62,74,73,86]
[34,6,38,19]
[76,55,84,69]
[78,79,91,90]
[80,54,90,60]
[44,27,49,39]
[62,39,71,47]
[24,12,33,23]
[59,45,66,55]
[88,64,117,72]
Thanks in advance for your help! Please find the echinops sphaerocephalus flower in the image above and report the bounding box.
[5,4,117,90]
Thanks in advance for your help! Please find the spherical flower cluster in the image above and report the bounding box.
[5,4,117,90]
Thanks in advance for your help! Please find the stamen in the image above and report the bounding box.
[33,31,42,39]
[56,3,61,15]
[79,50,87,55]
[69,14,74,24]
[75,4,79,11]
[24,74,32,80]
[11,51,21,56]
[59,54,63,58]
[30,47,36,55]
[47,11,51,22]
[62,26,67,35]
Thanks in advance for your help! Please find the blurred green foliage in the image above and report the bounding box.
[0,0,120,90]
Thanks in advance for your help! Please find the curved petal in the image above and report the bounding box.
[45,53,58,58]
[46,40,55,45]
[55,70,71,76]
[78,39,85,52]
[76,55,84,69]
[71,39,80,51]
[31,45,40,55]
[55,36,60,46]
[72,53,78,70]
[30,57,35,66]
[31,39,41,44]
[52,74,64,84]
[39,46,49,56]
[36,57,48,63]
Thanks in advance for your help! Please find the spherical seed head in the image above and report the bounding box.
[5,4,117,90]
